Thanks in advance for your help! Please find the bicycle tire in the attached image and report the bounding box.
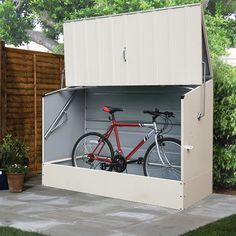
[143,137,181,180]
[72,132,114,169]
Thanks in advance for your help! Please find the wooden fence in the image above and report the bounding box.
[0,42,64,174]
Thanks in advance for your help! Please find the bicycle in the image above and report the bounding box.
[72,106,181,179]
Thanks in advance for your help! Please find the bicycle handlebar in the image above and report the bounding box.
[143,109,174,118]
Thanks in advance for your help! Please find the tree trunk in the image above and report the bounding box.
[26,29,59,52]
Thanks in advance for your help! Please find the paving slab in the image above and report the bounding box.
[0,175,236,236]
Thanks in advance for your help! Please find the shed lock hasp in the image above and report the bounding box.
[44,92,76,140]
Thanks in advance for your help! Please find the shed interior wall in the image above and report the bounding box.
[43,89,85,163]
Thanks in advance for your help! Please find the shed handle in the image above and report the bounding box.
[123,47,127,62]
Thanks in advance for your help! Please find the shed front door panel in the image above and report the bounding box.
[64,4,202,86]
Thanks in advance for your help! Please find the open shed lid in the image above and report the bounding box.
[64,4,212,87]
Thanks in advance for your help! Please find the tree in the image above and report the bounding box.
[212,60,236,189]
[204,0,236,59]
[205,14,236,59]
[0,0,95,51]
[207,0,236,16]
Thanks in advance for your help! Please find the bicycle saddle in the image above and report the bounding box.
[103,106,123,114]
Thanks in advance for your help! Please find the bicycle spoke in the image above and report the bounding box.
[72,133,113,169]
[144,138,181,180]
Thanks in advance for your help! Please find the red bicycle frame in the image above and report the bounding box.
[91,119,155,162]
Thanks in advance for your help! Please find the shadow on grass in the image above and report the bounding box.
[182,214,236,236]
[0,226,48,236]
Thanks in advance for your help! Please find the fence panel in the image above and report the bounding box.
[0,42,64,174]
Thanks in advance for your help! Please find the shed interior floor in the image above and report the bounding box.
[53,159,180,180]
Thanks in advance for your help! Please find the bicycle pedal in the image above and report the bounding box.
[100,162,110,170]
[137,157,144,164]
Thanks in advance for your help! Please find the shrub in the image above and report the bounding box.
[0,134,29,168]
[213,59,236,189]
[6,163,28,174]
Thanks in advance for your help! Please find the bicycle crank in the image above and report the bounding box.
[112,154,127,172]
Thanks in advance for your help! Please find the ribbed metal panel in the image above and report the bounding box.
[64,4,202,86]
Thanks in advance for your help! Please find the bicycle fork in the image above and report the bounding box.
[153,123,171,168]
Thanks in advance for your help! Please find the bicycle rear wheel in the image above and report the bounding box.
[143,137,181,180]
[72,132,114,169]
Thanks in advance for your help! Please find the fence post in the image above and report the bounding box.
[0,41,7,140]
[33,54,38,171]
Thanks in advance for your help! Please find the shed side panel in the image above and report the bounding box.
[181,80,213,188]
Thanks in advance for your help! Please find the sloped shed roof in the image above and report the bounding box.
[64,3,212,86]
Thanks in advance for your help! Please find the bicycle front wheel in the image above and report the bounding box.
[143,138,181,180]
[72,132,114,169]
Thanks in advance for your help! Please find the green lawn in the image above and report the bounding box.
[182,214,236,236]
[0,226,48,236]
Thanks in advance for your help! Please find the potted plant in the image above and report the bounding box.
[0,134,29,193]
[6,164,28,192]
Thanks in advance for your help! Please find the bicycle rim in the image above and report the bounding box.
[144,138,181,180]
[72,132,114,169]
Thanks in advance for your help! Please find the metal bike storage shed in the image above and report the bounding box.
[42,4,213,210]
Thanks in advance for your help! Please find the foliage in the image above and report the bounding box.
[29,0,95,40]
[0,226,47,236]
[213,60,236,188]
[0,134,29,168]
[52,43,64,55]
[207,0,236,16]
[6,163,28,174]
[0,0,33,46]
[182,214,236,235]
[73,0,199,17]
[205,14,236,59]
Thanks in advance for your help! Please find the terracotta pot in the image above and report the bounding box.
[7,173,25,193]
